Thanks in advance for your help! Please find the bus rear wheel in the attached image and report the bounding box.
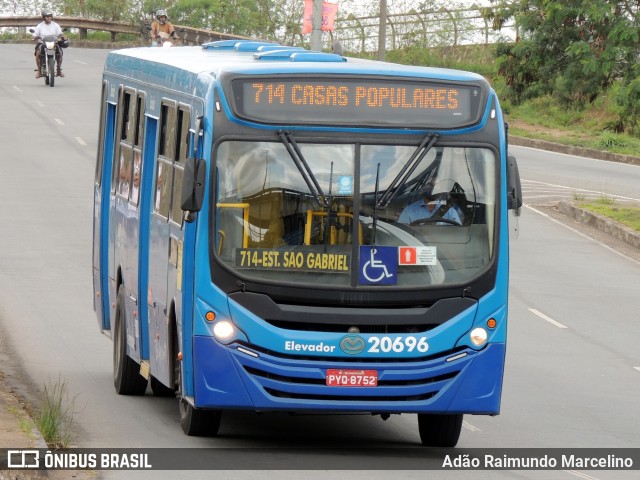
[417,413,463,447]
[179,398,221,436]
[113,289,148,395]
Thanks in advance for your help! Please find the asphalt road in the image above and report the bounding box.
[1,43,639,479]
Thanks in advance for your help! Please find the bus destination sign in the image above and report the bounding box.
[229,76,485,128]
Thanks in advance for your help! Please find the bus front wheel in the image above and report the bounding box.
[417,413,463,447]
[113,289,148,395]
[179,398,221,436]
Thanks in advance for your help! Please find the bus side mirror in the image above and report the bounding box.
[507,154,523,215]
[181,157,206,222]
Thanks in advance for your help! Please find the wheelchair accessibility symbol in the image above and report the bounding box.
[359,246,397,285]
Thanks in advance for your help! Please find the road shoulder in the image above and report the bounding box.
[529,203,640,264]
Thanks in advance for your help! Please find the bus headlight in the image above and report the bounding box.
[469,327,488,347]
[213,321,235,342]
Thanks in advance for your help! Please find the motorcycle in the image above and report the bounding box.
[30,29,69,87]
[148,26,184,47]
[154,31,175,47]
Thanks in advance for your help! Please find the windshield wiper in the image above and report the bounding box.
[278,131,327,206]
[409,148,442,195]
[376,133,439,208]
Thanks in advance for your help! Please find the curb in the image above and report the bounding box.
[557,200,640,250]
[509,135,640,167]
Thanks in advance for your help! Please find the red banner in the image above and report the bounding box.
[302,0,339,34]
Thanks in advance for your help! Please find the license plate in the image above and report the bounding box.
[326,369,378,387]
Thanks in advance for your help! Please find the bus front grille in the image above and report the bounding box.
[231,345,471,404]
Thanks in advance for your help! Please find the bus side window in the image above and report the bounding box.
[131,150,142,205]
[130,93,145,206]
[155,160,172,217]
[154,102,177,219]
[117,147,133,198]
[94,81,108,188]
[115,89,136,198]
[170,106,190,224]
[120,91,131,142]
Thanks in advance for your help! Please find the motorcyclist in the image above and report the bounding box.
[150,9,177,46]
[32,8,68,78]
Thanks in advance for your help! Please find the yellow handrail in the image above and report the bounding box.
[218,203,250,248]
[304,210,361,245]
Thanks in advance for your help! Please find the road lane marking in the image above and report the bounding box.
[75,137,87,146]
[565,471,599,480]
[634,367,640,373]
[13,85,23,92]
[55,118,64,126]
[36,101,45,108]
[73,60,88,65]
[523,179,640,203]
[462,420,481,432]
[524,194,574,199]
[529,308,568,329]
[513,143,640,166]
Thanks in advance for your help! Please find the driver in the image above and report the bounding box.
[151,9,177,46]
[33,8,67,78]
[398,192,461,225]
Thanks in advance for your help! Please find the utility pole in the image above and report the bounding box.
[378,0,387,60]
[311,0,323,51]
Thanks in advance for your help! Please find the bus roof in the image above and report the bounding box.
[104,43,488,87]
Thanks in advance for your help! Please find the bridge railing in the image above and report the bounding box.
[0,16,248,45]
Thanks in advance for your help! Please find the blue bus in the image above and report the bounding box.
[92,40,522,447]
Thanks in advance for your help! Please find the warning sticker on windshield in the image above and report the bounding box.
[398,246,437,266]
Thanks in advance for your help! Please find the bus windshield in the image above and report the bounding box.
[214,140,496,288]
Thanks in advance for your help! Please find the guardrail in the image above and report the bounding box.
[0,16,248,45]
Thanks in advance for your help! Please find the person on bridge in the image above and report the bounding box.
[32,8,68,78]
[150,9,177,46]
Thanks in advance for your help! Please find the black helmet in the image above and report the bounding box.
[60,38,70,48]
[41,8,54,19]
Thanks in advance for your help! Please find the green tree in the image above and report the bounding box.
[492,1,640,113]
[56,0,131,21]
[167,0,276,38]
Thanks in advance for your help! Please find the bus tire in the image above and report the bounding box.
[113,289,148,395]
[417,413,463,447]
[179,398,221,437]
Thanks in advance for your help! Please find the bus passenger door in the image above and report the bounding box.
[124,92,148,361]
[109,88,150,366]
[148,157,172,385]
[147,101,188,389]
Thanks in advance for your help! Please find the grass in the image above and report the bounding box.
[578,198,640,232]
[36,376,78,448]
[7,405,36,436]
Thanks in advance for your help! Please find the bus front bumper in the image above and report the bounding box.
[191,336,505,415]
